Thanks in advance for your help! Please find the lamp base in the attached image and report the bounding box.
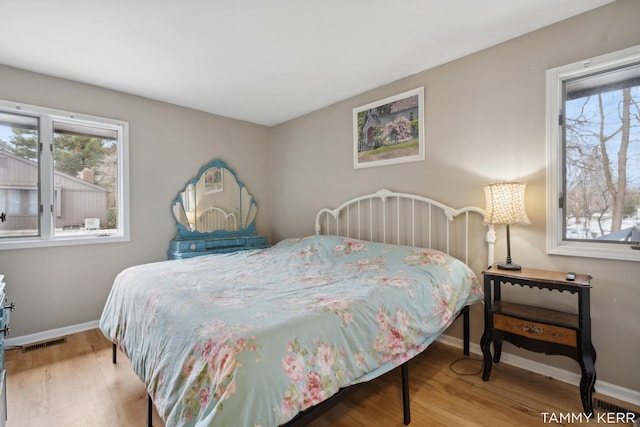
[497,261,522,271]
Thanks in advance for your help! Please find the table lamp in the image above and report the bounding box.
[483,182,530,270]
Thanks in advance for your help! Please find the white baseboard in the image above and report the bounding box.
[437,334,640,408]
[6,322,639,409]
[5,320,99,348]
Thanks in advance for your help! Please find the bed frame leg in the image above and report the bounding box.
[400,303,467,426]
[148,394,153,427]
[112,343,117,364]
[462,305,470,356]
[401,362,410,425]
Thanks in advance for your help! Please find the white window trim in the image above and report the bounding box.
[546,45,640,262]
[0,99,130,250]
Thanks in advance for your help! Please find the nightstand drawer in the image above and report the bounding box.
[494,313,577,346]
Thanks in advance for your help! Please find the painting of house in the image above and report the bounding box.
[359,94,420,152]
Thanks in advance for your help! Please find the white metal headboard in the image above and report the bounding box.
[315,189,495,269]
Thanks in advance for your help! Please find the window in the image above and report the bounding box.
[0,100,129,249]
[546,45,640,261]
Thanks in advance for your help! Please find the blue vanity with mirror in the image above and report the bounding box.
[168,159,268,259]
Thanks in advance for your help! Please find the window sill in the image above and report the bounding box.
[547,241,640,262]
[0,234,129,251]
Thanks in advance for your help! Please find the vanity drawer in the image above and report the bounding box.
[170,240,206,252]
[205,238,246,249]
[168,235,268,259]
[245,235,267,246]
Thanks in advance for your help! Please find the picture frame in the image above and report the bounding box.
[353,87,425,169]
[204,167,223,194]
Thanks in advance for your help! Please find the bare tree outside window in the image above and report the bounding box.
[563,65,640,243]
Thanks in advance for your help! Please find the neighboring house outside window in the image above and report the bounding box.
[546,45,640,261]
[0,100,129,249]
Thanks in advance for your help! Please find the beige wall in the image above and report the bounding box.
[0,0,637,398]
[269,0,640,392]
[0,65,272,338]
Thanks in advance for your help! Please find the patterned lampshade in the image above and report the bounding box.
[483,182,530,226]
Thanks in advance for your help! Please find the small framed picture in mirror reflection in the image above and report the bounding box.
[205,167,223,194]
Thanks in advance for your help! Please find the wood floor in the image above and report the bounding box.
[3,329,633,426]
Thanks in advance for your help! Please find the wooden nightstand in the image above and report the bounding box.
[480,266,596,415]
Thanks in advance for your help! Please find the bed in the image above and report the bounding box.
[100,189,494,426]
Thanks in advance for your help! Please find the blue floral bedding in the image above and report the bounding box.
[99,235,482,426]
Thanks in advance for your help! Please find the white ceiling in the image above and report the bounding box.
[0,0,615,126]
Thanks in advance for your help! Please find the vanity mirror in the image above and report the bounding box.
[168,159,267,259]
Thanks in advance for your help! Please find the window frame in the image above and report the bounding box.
[546,45,640,262]
[0,99,130,250]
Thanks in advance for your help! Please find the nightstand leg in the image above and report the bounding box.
[579,348,597,415]
[481,273,494,381]
[480,331,493,381]
[462,306,470,356]
[493,338,503,363]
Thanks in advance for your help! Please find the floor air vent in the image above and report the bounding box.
[594,397,640,424]
[21,337,67,353]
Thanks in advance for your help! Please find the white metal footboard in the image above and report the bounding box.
[314,188,495,269]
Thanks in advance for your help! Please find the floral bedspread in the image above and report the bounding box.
[99,235,482,426]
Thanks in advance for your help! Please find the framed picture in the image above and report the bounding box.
[353,87,425,169]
